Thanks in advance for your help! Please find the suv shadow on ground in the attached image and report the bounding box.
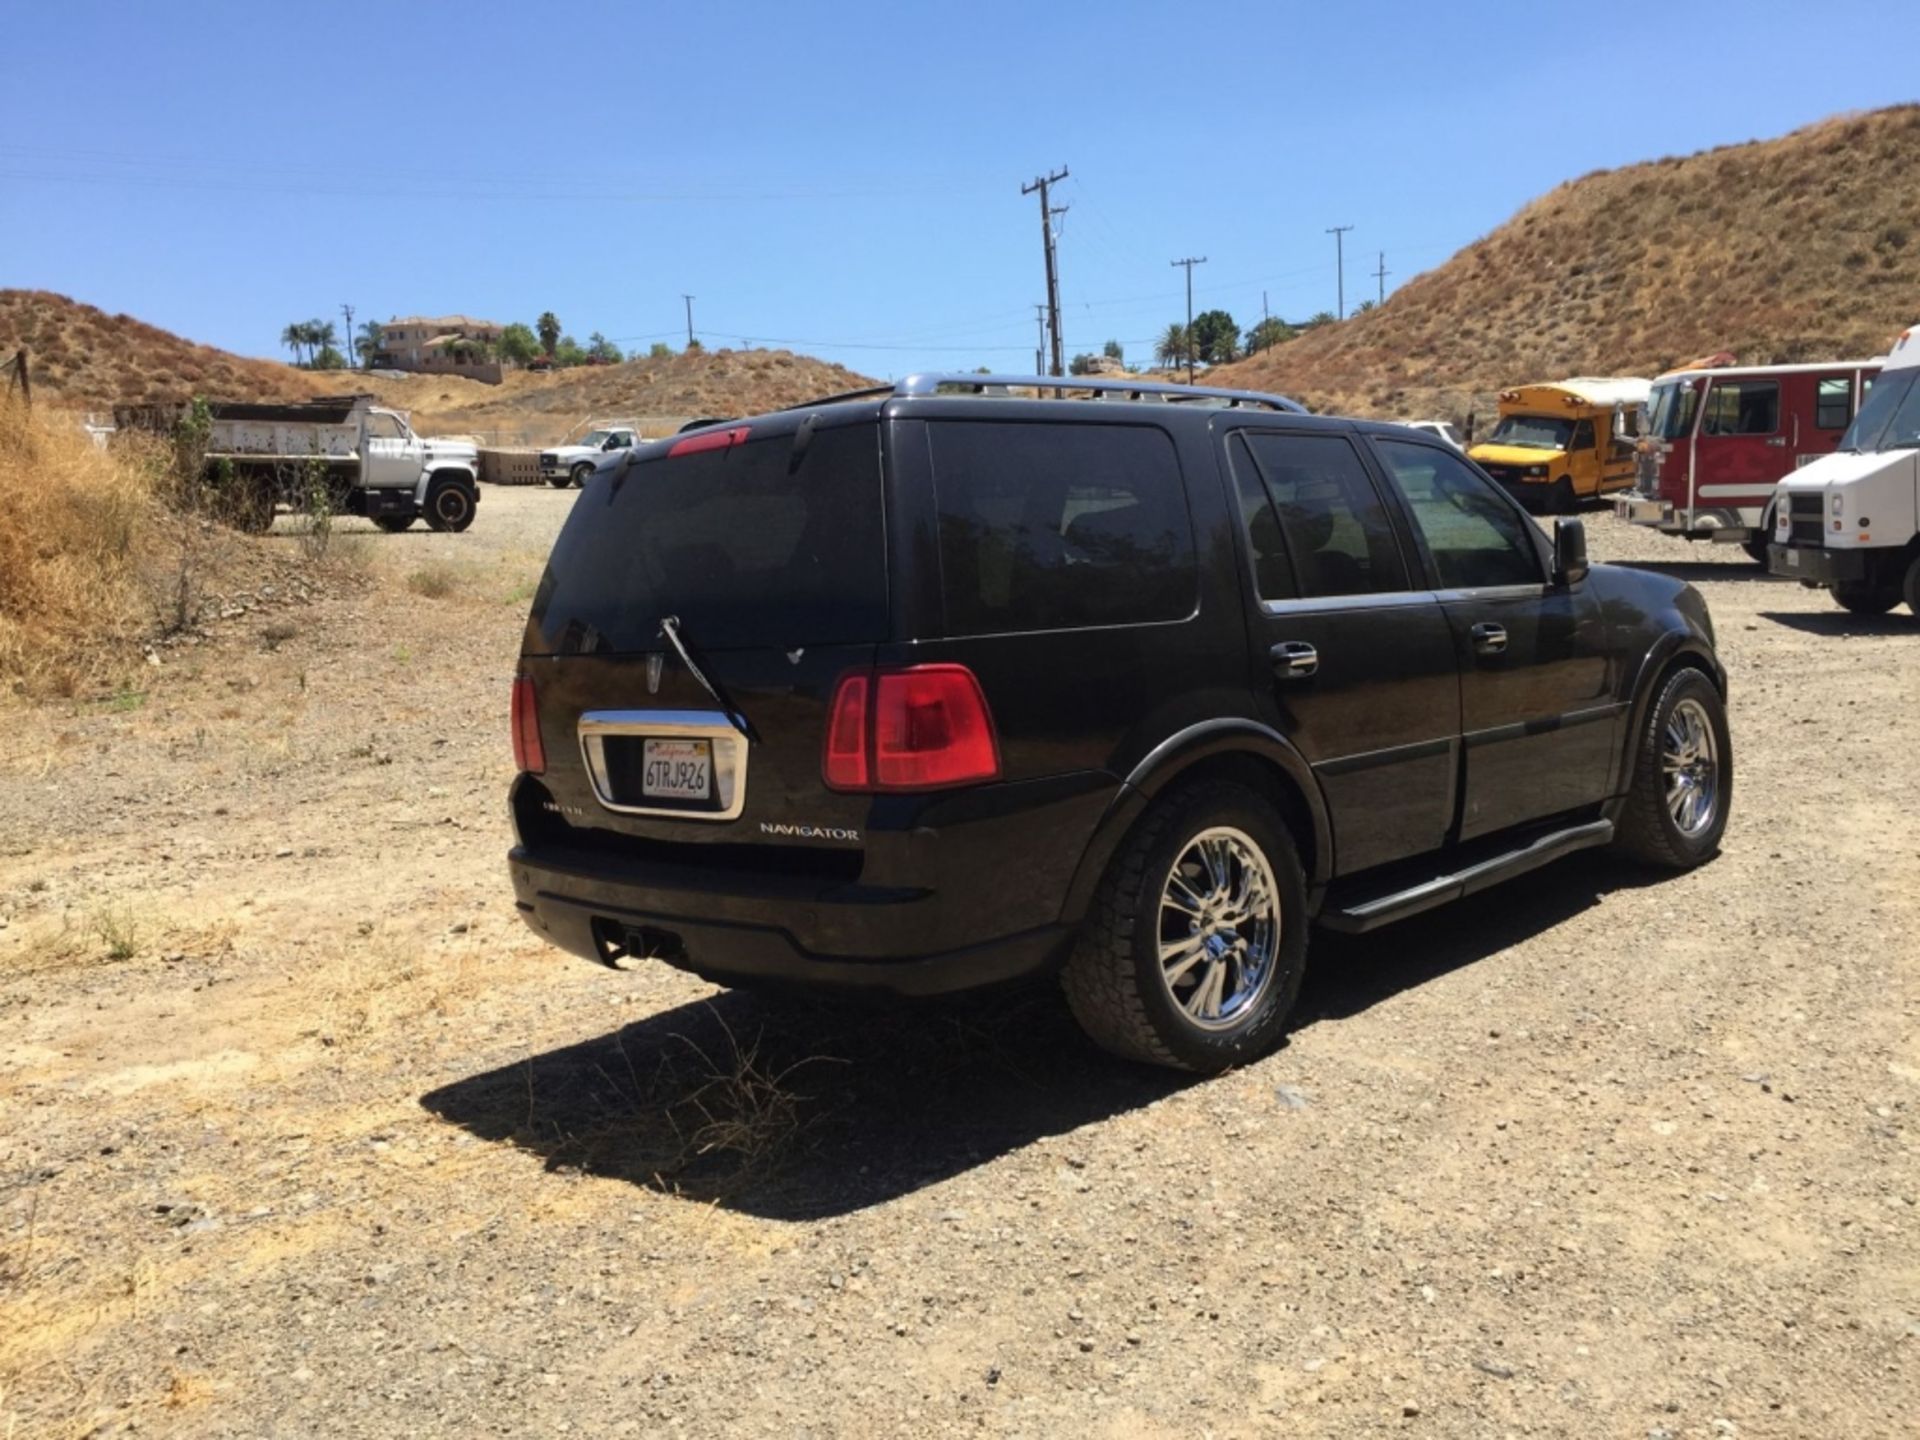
[422,855,1671,1221]
[1613,559,1780,585]
[1760,609,1916,635]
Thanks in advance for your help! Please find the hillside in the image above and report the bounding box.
[1210,105,1920,422]
[0,290,330,412]
[0,291,875,441]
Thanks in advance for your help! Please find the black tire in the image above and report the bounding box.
[546,473,573,490]
[424,474,477,533]
[373,513,415,534]
[1551,476,1577,514]
[1062,780,1308,1073]
[570,462,595,488]
[1744,503,1776,565]
[1611,668,1732,870]
[1833,581,1898,616]
[1902,553,1920,616]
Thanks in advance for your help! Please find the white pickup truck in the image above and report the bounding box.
[539,419,641,488]
[1768,323,1920,614]
[121,395,481,533]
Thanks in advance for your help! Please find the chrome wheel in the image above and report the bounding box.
[1156,827,1281,1032]
[1662,697,1720,837]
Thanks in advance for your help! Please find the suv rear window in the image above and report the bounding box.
[525,421,887,654]
[927,420,1195,635]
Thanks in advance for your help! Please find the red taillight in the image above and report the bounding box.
[511,674,546,775]
[823,664,999,793]
[666,424,751,458]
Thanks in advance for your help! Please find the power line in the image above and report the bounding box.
[1326,225,1354,319]
[1170,256,1206,382]
[1022,166,1069,378]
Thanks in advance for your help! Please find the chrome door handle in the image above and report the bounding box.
[1471,622,1508,655]
[1270,641,1319,679]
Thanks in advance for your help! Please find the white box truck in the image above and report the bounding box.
[1768,325,1920,614]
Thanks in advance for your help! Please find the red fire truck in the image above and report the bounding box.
[1615,356,1882,561]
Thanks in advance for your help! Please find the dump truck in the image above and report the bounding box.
[115,394,481,533]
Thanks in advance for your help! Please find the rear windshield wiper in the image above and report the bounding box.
[659,615,758,744]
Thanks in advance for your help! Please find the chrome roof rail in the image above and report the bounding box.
[892,372,1306,414]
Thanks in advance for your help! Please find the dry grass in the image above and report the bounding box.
[0,399,164,696]
[1213,104,1920,424]
[405,562,463,600]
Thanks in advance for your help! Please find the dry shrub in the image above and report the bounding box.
[405,562,462,599]
[0,399,163,696]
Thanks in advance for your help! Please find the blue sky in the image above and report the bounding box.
[5,1,1916,379]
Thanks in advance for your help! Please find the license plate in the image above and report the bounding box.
[641,738,712,801]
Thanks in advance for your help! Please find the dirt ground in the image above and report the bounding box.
[3,489,1916,1439]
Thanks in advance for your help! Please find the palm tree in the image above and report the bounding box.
[281,322,308,365]
[355,320,384,368]
[536,312,561,358]
[310,320,338,353]
[1155,322,1190,370]
[1307,311,1337,328]
[1353,299,1377,315]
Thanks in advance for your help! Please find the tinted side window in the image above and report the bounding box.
[1227,448,1293,600]
[928,421,1195,635]
[1376,440,1544,590]
[1815,376,1852,430]
[1235,433,1408,598]
[1703,380,1780,436]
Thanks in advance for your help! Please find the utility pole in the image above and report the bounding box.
[1326,225,1353,319]
[1374,251,1389,307]
[1033,303,1047,377]
[340,303,355,368]
[1171,256,1206,383]
[1021,166,1069,377]
[682,294,696,348]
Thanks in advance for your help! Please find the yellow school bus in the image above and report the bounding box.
[1468,377,1650,512]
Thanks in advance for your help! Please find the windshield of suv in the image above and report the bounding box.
[1840,369,1920,453]
[1486,414,1575,451]
[526,421,886,653]
[1647,381,1699,440]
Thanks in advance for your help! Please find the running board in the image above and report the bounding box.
[1319,819,1614,934]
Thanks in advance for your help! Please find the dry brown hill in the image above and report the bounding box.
[0,290,331,412]
[0,290,875,442]
[1210,105,1920,423]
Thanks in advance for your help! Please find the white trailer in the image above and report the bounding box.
[1768,324,1920,614]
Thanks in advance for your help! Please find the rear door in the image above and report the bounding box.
[1224,429,1460,876]
[1371,438,1616,839]
[522,415,889,846]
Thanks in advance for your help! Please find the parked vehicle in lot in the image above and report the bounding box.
[1402,419,1466,450]
[507,374,1731,1072]
[539,419,641,488]
[1468,377,1649,512]
[1618,357,1881,562]
[1768,324,1920,614]
[115,394,479,533]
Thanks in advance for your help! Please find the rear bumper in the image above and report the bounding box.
[508,843,1071,995]
[1767,543,1866,586]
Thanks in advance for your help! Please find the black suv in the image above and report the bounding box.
[508,375,1731,1073]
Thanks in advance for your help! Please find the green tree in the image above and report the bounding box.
[648,342,673,360]
[496,323,540,365]
[1068,352,1095,376]
[1190,310,1239,366]
[1102,338,1124,364]
[1353,299,1377,315]
[280,322,308,365]
[1244,317,1294,355]
[312,344,347,370]
[309,320,338,358]
[1307,311,1337,328]
[685,337,704,354]
[553,334,588,367]
[355,320,385,367]
[536,312,562,357]
[1155,322,1190,370]
[587,331,624,364]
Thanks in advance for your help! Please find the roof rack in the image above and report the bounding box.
[894,372,1306,414]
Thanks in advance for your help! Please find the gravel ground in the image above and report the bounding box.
[2,490,1916,1438]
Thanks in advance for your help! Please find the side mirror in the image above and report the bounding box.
[1553,516,1589,588]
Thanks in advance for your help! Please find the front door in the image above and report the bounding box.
[1224,430,1461,876]
[1694,375,1785,512]
[361,410,421,489]
[1370,438,1617,841]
